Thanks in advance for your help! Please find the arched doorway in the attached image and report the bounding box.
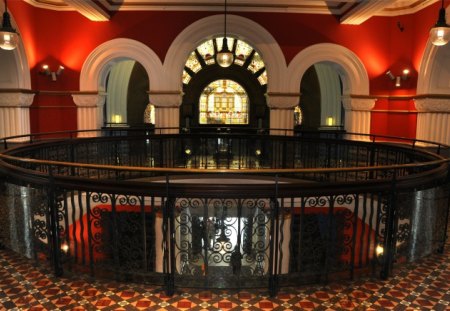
[104,60,151,126]
[180,37,268,131]
[297,62,343,130]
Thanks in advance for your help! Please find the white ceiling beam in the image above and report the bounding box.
[340,0,397,25]
[63,0,110,21]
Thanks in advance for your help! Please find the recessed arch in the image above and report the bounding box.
[286,43,369,96]
[80,38,164,92]
[163,14,287,93]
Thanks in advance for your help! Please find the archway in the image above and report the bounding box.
[287,43,372,135]
[180,37,268,131]
[416,7,450,145]
[77,38,163,135]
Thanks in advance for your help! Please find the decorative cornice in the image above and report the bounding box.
[266,92,300,109]
[0,92,35,107]
[342,96,376,111]
[149,92,182,108]
[414,98,450,113]
[72,94,106,107]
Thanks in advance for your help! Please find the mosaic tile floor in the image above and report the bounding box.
[0,236,449,311]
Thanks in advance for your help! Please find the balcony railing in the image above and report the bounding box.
[0,128,449,295]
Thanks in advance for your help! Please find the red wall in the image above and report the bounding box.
[7,1,441,136]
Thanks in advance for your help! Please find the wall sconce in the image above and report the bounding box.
[386,69,410,87]
[40,64,64,81]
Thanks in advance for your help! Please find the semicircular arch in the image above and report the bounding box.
[286,43,369,96]
[80,38,163,91]
[163,14,287,93]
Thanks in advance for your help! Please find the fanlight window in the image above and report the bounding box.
[199,79,249,125]
[183,37,267,85]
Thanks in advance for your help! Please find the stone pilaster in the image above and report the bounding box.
[149,91,182,134]
[266,92,300,135]
[0,92,34,142]
[414,98,450,145]
[342,96,376,140]
[72,94,106,137]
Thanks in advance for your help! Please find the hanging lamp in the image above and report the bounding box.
[430,0,450,46]
[0,0,19,50]
[216,0,234,67]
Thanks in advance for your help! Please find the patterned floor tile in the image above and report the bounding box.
[0,224,449,311]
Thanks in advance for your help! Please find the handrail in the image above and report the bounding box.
[1,127,449,153]
[0,152,448,176]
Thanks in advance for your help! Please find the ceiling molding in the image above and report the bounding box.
[340,1,397,25]
[22,0,439,23]
[62,0,110,21]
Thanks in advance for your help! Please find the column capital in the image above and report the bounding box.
[148,91,182,108]
[0,92,34,107]
[72,94,106,107]
[266,92,300,109]
[414,98,450,113]
[342,96,375,111]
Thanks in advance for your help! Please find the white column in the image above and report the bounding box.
[149,91,182,134]
[415,98,450,146]
[0,92,34,142]
[342,96,376,140]
[266,93,299,135]
[72,94,106,137]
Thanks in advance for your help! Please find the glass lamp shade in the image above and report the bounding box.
[430,26,450,46]
[0,30,19,50]
[217,37,234,67]
[217,50,234,67]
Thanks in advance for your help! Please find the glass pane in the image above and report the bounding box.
[248,52,264,74]
[234,40,253,66]
[199,79,249,125]
[185,51,202,73]
[257,70,268,85]
[182,70,192,84]
[197,40,215,65]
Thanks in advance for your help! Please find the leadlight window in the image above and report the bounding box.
[199,79,249,125]
[182,38,267,86]
[185,51,202,73]
[197,40,215,65]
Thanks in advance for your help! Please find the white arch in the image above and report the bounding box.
[286,43,369,95]
[163,14,287,93]
[415,5,450,145]
[80,38,164,91]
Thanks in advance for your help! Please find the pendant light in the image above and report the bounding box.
[0,0,19,50]
[216,0,234,67]
[430,0,450,46]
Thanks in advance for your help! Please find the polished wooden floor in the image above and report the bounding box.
[0,228,449,311]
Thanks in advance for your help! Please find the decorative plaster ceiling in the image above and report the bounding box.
[24,0,439,24]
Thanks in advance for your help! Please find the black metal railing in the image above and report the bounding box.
[0,128,449,296]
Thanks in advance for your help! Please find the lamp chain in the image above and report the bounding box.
[224,0,227,38]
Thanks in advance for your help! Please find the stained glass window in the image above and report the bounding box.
[182,38,267,86]
[199,79,249,125]
[197,40,215,65]
[182,70,192,84]
[234,40,253,66]
[248,52,264,74]
[185,51,202,73]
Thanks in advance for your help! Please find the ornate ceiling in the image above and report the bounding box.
[24,0,438,24]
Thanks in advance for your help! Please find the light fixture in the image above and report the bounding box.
[430,0,450,46]
[0,0,19,50]
[216,0,234,67]
[385,69,410,88]
[40,64,65,81]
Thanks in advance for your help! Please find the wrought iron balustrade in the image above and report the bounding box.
[0,128,449,295]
